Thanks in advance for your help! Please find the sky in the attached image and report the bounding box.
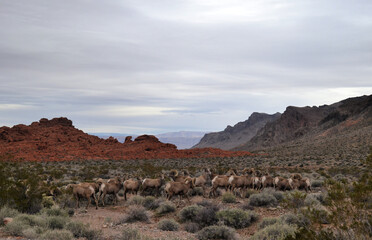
[0,0,372,135]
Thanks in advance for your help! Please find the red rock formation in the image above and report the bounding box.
[0,118,252,162]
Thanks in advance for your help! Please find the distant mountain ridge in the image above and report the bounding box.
[192,112,281,150]
[236,94,372,152]
[192,94,372,161]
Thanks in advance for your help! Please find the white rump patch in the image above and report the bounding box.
[212,176,218,185]
[228,176,234,184]
[142,178,147,185]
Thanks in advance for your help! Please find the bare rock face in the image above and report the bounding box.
[0,117,252,162]
[193,112,281,150]
[124,136,133,143]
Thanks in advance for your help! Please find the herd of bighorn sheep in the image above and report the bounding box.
[66,168,312,209]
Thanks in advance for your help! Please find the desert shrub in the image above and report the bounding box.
[66,221,102,240]
[179,204,203,222]
[190,187,204,196]
[42,206,68,217]
[47,216,68,229]
[282,190,306,212]
[120,205,150,223]
[119,227,141,240]
[280,213,310,228]
[216,208,258,229]
[142,196,155,209]
[184,222,200,233]
[196,225,238,240]
[249,222,297,240]
[262,188,284,201]
[13,213,47,228]
[157,218,179,231]
[0,206,19,226]
[311,180,324,188]
[40,229,74,240]
[4,220,28,236]
[248,192,278,207]
[127,195,144,205]
[156,201,176,216]
[258,217,278,229]
[197,200,219,209]
[194,205,219,227]
[22,227,39,239]
[243,189,258,198]
[222,192,236,203]
[304,194,322,207]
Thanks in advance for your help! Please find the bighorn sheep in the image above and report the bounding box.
[228,174,252,197]
[191,168,212,197]
[261,173,274,189]
[169,169,190,182]
[164,178,194,205]
[276,177,293,191]
[66,183,98,209]
[290,174,311,192]
[210,173,231,197]
[123,178,141,200]
[141,174,165,196]
[97,178,123,206]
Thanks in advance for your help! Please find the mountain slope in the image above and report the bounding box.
[193,112,281,150]
[235,95,372,155]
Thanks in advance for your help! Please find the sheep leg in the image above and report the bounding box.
[93,193,98,209]
[75,194,80,209]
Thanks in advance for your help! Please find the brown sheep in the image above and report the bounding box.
[169,169,190,182]
[276,178,293,191]
[141,174,165,196]
[291,178,311,192]
[66,183,98,209]
[261,174,274,189]
[209,175,230,197]
[123,178,141,200]
[228,174,252,197]
[164,178,194,205]
[192,168,212,197]
[98,179,123,206]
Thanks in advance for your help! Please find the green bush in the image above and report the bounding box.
[311,180,324,188]
[280,213,310,228]
[184,222,200,233]
[120,205,150,223]
[248,192,278,207]
[249,222,297,240]
[282,190,306,211]
[40,229,74,240]
[157,218,179,231]
[179,205,203,222]
[194,205,219,227]
[196,225,238,240]
[66,221,102,240]
[4,220,28,236]
[156,201,176,216]
[258,217,278,229]
[262,188,284,201]
[127,195,145,205]
[47,216,68,229]
[42,206,69,217]
[216,208,258,229]
[0,206,19,226]
[222,192,236,203]
[119,227,141,240]
[22,227,39,239]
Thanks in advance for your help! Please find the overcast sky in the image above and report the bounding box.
[0,0,371,134]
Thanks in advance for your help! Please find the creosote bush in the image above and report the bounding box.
[40,229,74,240]
[155,201,176,216]
[216,208,258,229]
[127,195,145,206]
[120,205,150,223]
[248,192,278,207]
[179,204,203,222]
[258,217,278,229]
[196,225,238,240]
[184,222,200,233]
[157,218,179,231]
[249,222,297,240]
[222,192,236,203]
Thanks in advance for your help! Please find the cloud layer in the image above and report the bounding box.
[1,0,371,134]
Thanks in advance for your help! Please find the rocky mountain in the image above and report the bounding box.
[0,117,252,162]
[193,112,281,150]
[235,95,372,154]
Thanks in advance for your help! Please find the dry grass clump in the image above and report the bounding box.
[119,205,150,223]
[157,218,179,231]
[216,208,258,229]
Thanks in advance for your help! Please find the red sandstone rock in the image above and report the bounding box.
[0,117,253,162]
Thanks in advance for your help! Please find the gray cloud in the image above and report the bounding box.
[0,0,371,134]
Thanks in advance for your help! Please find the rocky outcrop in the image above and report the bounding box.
[193,112,281,150]
[0,118,252,162]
